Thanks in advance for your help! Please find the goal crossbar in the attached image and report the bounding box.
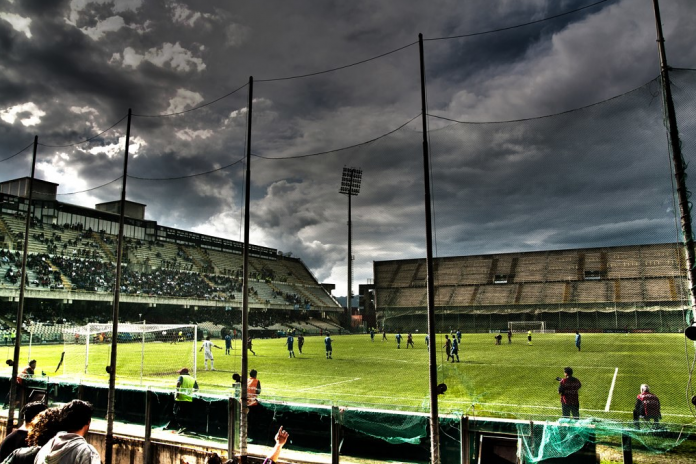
[63,323,195,336]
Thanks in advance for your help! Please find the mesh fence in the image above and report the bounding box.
[2,58,696,463]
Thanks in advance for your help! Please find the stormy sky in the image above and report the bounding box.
[1,0,695,297]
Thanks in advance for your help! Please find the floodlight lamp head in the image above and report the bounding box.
[685,323,696,341]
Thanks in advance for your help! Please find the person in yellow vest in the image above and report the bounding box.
[247,369,261,407]
[170,367,198,432]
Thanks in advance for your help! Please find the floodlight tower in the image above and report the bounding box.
[340,166,362,318]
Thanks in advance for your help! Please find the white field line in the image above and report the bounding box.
[604,367,619,412]
[296,377,361,392]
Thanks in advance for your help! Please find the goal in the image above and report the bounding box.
[60,323,198,386]
[508,321,550,333]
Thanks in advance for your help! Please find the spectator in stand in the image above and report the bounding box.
[0,401,47,460]
[34,400,101,464]
[633,384,661,428]
[2,406,64,464]
[15,360,36,405]
[557,367,581,419]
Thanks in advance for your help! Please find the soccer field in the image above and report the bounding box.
[9,332,696,426]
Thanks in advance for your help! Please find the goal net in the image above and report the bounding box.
[60,323,197,386]
[508,321,552,333]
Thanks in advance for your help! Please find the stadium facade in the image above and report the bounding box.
[374,243,690,333]
[0,177,342,323]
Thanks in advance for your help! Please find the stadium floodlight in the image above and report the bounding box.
[340,167,362,316]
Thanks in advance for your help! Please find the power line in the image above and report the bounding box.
[257,41,418,83]
[56,176,123,196]
[252,113,421,160]
[425,75,660,126]
[425,0,611,41]
[132,83,249,118]
[38,114,128,148]
[128,157,245,180]
[0,142,34,163]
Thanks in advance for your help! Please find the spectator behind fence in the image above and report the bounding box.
[0,401,47,460]
[34,400,101,464]
[263,426,289,464]
[2,407,64,464]
[633,384,662,428]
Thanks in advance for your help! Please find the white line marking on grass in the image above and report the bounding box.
[604,367,619,412]
[296,377,361,392]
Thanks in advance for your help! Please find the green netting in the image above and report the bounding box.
[517,419,693,463]
[342,409,428,444]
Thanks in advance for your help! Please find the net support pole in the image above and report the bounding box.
[418,33,441,464]
[331,405,341,464]
[227,397,237,461]
[240,76,254,463]
[85,323,90,374]
[105,108,132,464]
[460,416,470,464]
[193,325,198,376]
[652,0,696,319]
[143,388,153,464]
[6,135,38,436]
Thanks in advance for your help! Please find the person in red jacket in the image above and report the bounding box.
[633,384,661,428]
[557,367,581,419]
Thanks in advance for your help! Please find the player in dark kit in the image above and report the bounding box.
[325,333,333,359]
[557,367,581,418]
[443,335,452,362]
[297,334,305,354]
[406,333,414,348]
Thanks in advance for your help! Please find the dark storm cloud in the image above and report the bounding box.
[0,0,695,295]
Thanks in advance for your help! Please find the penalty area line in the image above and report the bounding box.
[296,377,361,392]
[605,367,619,412]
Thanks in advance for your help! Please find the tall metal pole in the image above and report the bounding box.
[6,135,38,435]
[240,76,253,463]
[105,108,132,464]
[347,170,354,318]
[419,33,440,464]
[652,0,696,319]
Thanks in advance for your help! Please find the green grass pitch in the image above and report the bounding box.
[8,333,695,425]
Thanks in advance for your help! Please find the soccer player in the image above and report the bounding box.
[225,333,232,355]
[456,329,462,345]
[325,332,333,359]
[557,367,581,419]
[443,335,452,362]
[285,334,295,358]
[406,333,414,349]
[633,384,661,428]
[507,329,512,344]
[494,334,502,345]
[575,331,581,351]
[247,336,256,356]
[370,328,375,342]
[527,330,532,345]
[451,337,460,362]
[382,329,388,341]
[199,336,222,371]
[297,334,305,354]
[425,334,429,349]
[395,333,402,349]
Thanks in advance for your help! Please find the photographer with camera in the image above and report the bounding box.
[557,367,581,419]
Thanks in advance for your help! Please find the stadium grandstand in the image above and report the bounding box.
[374,242,690,333]
[0,177,343,338]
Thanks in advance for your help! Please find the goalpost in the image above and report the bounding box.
[508,321,554,333]
[61,322,198,385]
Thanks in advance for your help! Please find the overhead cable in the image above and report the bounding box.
[252,113,421,160]
[425,0,611,41]
[38,115,128,148]
[0,142,34,163]
[128,157,245,180]
[256,41,418,83]
[56,176,123,196]
[132,83,249,118]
